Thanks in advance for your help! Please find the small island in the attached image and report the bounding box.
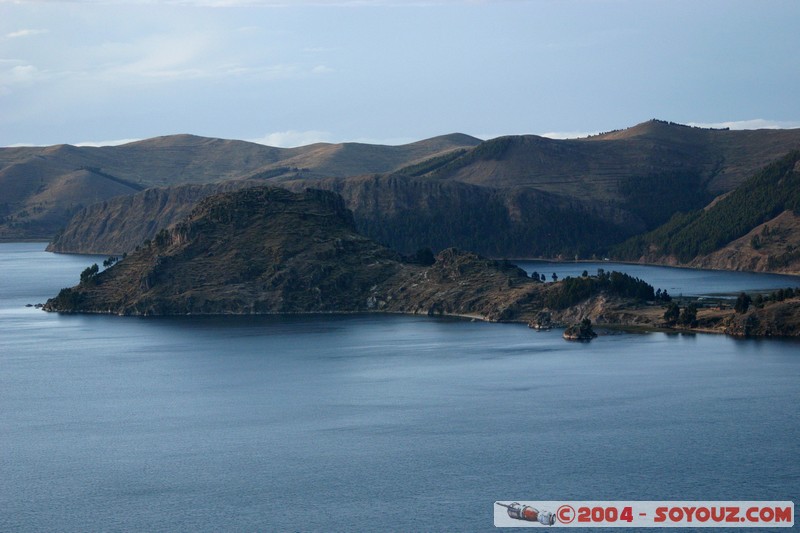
[563,318,597,341]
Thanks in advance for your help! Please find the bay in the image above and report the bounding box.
[1,244,798,531]
[517,260,800,297]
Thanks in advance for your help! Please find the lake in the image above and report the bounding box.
[1,243,798,531]
[516,260,800,298]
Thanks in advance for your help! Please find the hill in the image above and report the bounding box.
[0,133,480,240]
[22,120,800,259]
[43,185,800,337]
[43,186,539,319]
[612,150,800,274]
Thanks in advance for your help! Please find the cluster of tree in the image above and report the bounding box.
[654,288,672,302]
[529,271,559,283]
[613,150,800,262]
[154,228,171,247]
[404,247,436,266]
[734,293,752,314]
[102,256,120,268]
[663,302,697,327]
[749,287,800,309]
[544,270,656,309]
[50,287,84,309]
[731,288,799,315]
[80,263,99,284]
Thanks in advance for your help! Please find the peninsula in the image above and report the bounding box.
[44,186,800,337]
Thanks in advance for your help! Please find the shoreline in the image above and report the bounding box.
[39,302,800,339]
[509,256,800,278]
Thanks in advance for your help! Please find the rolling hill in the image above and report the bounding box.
[9,120,800,263]
[1,133,479,240]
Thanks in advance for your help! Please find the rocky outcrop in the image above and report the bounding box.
[562,319,598,341]
[723,298,800,337]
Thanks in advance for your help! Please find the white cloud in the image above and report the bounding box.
[539,130,596,140]
[687,119,800,131]
[0,64,42,85]
[74,138,141,147]
[311,64,334,74]
[6,29,49,39]
[250,130,332,147]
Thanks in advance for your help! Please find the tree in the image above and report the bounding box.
[413,247,435,266]
[540,273,546,282]
[551,272,558,282]
[664,302,680,325]
[678,303,698,327]
[80,263,99,284]
[582,270,589,277]
[734,292,751,314]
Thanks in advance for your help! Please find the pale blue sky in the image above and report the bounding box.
[1,0,799,146]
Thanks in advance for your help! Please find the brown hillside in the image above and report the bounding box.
[687,211,800,274]
[1,133,480,240]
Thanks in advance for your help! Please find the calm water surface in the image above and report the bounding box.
[517,260,800,297]
[1,244,798,531]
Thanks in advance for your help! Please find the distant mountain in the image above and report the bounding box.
[18,120,800,262]
[612,150,800,274]
[0,133,479,240]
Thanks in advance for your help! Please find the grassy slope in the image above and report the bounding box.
[612,151,800,270]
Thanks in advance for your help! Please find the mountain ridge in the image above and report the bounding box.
[1,132,480,240]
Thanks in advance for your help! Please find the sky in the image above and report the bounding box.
[1,0,799,147]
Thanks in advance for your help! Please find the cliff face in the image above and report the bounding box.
[48,174,635,258]
[44,186,543,319]
[46,181,259,255]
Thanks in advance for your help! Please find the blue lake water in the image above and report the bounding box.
[1,243,798,531]
[517,260,800,298]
